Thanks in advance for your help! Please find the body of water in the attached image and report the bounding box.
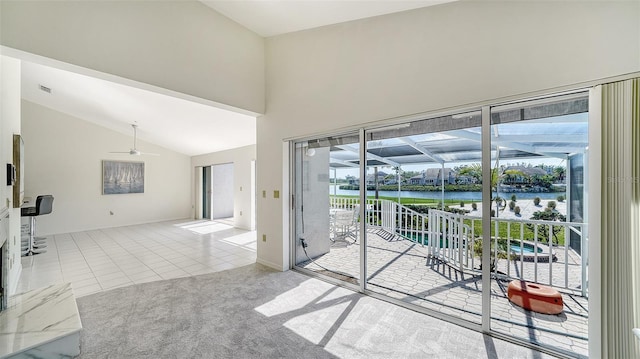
[328,186,564,201]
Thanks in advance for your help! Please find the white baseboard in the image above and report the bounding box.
[256,258,287,272]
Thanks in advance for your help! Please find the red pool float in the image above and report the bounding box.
[507,280,563,315]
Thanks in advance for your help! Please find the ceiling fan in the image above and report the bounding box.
[109,124,159,156]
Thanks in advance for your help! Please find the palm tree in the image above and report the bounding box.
[458,163,482,183]
[553,166,566,182]
[490,167,524,217]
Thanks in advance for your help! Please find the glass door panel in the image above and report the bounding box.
[363,113,484,324]
[488,93,589,356]
[293,133,361,285]
[203,166,211,219]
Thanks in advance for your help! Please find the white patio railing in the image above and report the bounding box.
[329,196,587,296]
[427,209,587,296]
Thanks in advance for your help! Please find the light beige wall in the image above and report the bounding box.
[21,100,192,235]
[258,1,640,269]
[192,145,256,231]
[1,1,265,114]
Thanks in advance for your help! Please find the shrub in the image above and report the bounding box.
[528,210,567,244]
[557,195,565,202]
[405,205,429,215]
[471,202,477,211]
[445,207,470,215]
[509,201,516,210]
[533,197,541,206]
[460,201,465,207]
[514,206,521,215]
[547,200,557,210]
[490,209,496,217]
[511,194,517,202]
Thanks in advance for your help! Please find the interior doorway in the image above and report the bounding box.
[202,163,234,220]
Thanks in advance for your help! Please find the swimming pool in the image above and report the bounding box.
[510,242,543,254]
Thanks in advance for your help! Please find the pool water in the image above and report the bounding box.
[510,243,542,254]
[401,232,542,255]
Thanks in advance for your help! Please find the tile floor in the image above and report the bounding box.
[18,219,257,297]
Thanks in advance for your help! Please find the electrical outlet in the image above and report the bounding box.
[262,234,266,242]
[262,190,266,198]
[239,210,243,216]
[240,186,243,191]
[273,190,280,199]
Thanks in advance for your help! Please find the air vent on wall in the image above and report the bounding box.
[39,85,52,94]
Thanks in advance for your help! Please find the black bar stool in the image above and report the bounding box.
[21,195,54,256]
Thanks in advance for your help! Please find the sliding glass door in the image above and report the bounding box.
[293,133,361,285]
[291,91,591,357]
[362,114,484,324]
[488,93,589,357]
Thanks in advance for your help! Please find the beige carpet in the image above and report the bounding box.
[76,264,555,358]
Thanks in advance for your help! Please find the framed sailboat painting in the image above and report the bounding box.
[102,160,145,195]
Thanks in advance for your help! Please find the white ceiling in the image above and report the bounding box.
[20,1,455,157]
[21,61,256,157]
[202,0,456,37]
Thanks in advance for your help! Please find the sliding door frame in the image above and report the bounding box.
[358,128,368,292]
[288,72,640,358]
[481,106,492,332]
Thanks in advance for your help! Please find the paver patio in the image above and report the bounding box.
[299,227,588,357]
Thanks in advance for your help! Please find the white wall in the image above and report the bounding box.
[192,145,256,230]
[258,1,640,269]
[21,100,192,235]
[0,1,264,114]
[0,56,22,294]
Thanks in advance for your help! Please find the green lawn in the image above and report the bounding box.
[466,219,566,246]
[331,194,477,207]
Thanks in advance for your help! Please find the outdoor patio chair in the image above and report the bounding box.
[332,209,358,242]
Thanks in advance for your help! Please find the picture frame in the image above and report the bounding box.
[102,160,144,195]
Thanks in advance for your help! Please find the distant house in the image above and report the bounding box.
[409,174,424,185]
[502,165,547,185]
[366,171,388,186]
[456,175,477,185]
[410,168,456,185]
[345,175,358,185]
[384,177,399,185]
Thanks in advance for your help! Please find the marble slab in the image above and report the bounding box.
[0,283,82,359]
